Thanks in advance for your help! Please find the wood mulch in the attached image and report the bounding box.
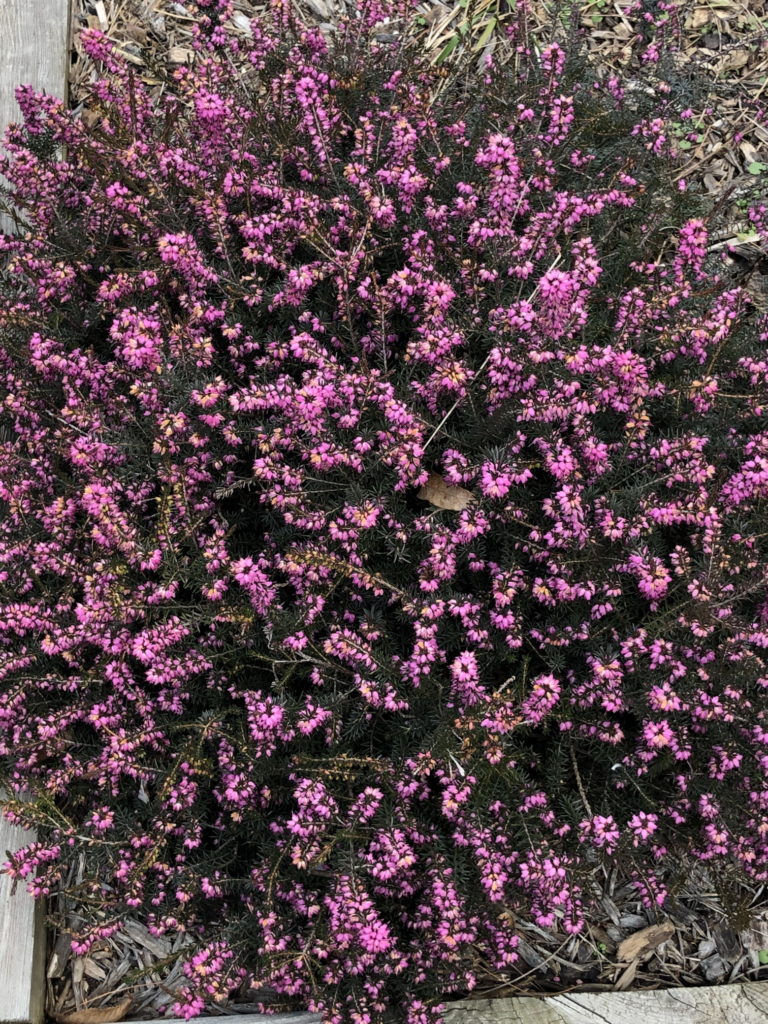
[36,0,768,1020]
[47,857,768,1020]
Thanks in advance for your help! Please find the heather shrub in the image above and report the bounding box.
[1,1,768,1021]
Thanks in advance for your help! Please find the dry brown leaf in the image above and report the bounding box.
[685,8,715,31]
[169,46,194,64]
[740,140,764,164]
[617,920,675,961]
[716,49,750,73]
[124,25,149,46]
[54,997,132,1024]
[80,108,105,129]
[417,472,473,511]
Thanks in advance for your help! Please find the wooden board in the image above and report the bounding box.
[0,0,71,1014]
[443,999,563,1024]
[0,0,72,1011]
[121,1017,322,1024]
[0,0,71,232]
[93,982,768,1024]
[444,981,768,1023]
[0,806,46,1024]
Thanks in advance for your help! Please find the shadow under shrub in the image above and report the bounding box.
[1,1,768,1021]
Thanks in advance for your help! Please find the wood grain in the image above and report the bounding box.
[444,982,768,1023]
[550,982,768,1023]
[0,2,71,1018]
[0,806,46,1024]
[94,984,768,1024]
[119,1016,322,1024]
[0,0,71,232]
[443,997,566,1023]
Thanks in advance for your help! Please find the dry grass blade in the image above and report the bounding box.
[53,997,133,1024]
[420,0,515,63]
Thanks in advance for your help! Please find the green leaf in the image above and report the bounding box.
[747,161,767,175]
[677,140,692,150]
[436,35,460,65]
[759,950,768,966]
[474,16,497,51]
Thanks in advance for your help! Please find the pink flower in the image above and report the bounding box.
[628,812,659,846]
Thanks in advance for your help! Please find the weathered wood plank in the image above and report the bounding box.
[0,0,71,232]
[92,982,768,1024]
[0,809,46,1024]
[550,981,768,1023]
[444,981,768,1023]
[0,0,71,1012]
[122,1016,322,1024]
[443,997,565,1024]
